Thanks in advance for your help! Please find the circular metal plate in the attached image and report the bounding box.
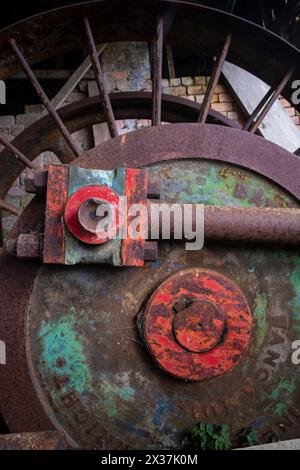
[24,159,300,449]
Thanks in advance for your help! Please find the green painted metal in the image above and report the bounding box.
[65,166,126,266]
[27,159,300,449]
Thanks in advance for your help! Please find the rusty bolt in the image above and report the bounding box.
[16,234,43,259]
[24,170,48,195]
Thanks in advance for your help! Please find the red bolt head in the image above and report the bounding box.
[64,185,119,245]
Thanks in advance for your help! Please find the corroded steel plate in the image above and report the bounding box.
[142,268,252,381]
[24,160,300,449]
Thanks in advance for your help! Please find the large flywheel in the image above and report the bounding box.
[0,0,300,450]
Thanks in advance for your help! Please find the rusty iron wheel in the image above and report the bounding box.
[0,0,300,449]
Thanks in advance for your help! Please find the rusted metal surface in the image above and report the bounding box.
[80,123,300,202]
[83,17,118,138]
[0,93,237,202]
[65,185,119,245]
[16,234,42,260]
[152,15,163,126]
[0,199,53,433]
[0,132,36,169]
[141,268,251,381]
[1,158,297,447]
[0,431,69,450]
[43,164,69,264]
[8,38,80,158]
[122,168,148,267]
[0,1,298,117]
[198,33,232,124]
[204,205,300,244]
[149,204,300,245]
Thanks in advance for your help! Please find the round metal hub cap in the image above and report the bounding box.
[64,185,119,244]
[142,269,252,381]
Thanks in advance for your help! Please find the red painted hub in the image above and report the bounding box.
[142,268,252,381]
[64,185,119,245]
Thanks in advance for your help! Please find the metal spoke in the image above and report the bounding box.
[83,17,118,138]
[243,86,275,131]
[0,133,36,169]
[198,34,232,124]
[248,68,294,134]
[8,38,80,157]
[0,199,21,216]
[152,15,164,126]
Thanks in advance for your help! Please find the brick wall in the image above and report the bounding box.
[0,42,298,238]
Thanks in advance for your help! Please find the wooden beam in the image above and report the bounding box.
[223,62,300,152]
[44,44,107,112]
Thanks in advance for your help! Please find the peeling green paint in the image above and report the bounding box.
[38,311,92,394]
[289,255,300,336]
[152,161,298,208]
[266,378,296,417]
[252,293,268,350]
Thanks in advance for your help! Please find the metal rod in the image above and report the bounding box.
[249,68,294,134]
[152,15,164,126]
[83,17,118,138]
[166,44,175,79]
[243,85,275,131]
[8,38,80,157]
[0,199,21,216]
[0,132,36,169]
[198,34,232,124]
[149,203,300,245]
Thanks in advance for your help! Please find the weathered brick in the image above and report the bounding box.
[164,86,186,96]
[194,76,206,85]
[181,77,194,86]
[218,93,233,103]
[227,111,239,121]
[212,102,233,113]
[215,84,227,94]
[162,79,169,88]
[111,70,128,80]
[116,120,126,129]
[195,95,204,104]
[181,95,196,102]
[0,115,15,126]
[137,119,151,129]
[169,78,181,87]
[187,85,206,95]
[142,78,152,91]
[116,79,131,91]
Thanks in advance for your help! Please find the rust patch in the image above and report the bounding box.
[43,165,68,264]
